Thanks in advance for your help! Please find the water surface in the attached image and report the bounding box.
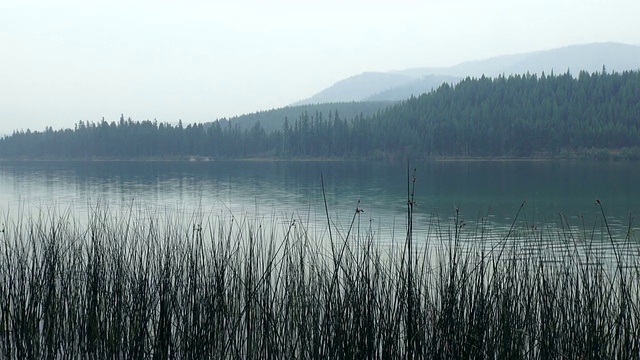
[1,160,639,245]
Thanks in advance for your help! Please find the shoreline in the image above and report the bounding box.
[0,155,624,162]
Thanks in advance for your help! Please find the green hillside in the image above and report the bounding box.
[215,101,396,133]
[2,69,640,160]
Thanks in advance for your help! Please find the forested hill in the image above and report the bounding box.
[362,69,640,158]
[1,69,640,160]
[216,100,394,133]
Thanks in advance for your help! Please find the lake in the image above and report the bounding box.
[1,160,639,249]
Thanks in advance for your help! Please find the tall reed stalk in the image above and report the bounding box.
[0,197,638,358]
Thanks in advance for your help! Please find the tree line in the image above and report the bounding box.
[218,100,394,133]
[365,68,640,159]
[2,69,640,160]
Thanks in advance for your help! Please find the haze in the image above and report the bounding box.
[2,0,639,136]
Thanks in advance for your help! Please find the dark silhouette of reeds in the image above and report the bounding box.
[0,197,638,358]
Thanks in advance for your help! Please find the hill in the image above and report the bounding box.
[3,70,640,160]
[295,42,640,104]
[363,75,460,101]
[214,101,395,133]
[176,43,640,137]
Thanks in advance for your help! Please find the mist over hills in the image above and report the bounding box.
[294,42,640,105]
[213,42,640,134]
[363,75,460,101]
[5,68,640,160]
[291,72,417,106]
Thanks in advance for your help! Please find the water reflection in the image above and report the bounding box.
[1,160,639,245]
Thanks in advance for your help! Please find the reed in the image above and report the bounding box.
[0,200,638,358]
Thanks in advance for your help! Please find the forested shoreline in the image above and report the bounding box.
[2,69,640,161]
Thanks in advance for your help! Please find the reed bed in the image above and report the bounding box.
[0,200,638,359]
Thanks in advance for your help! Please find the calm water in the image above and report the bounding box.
[1,160,639,246]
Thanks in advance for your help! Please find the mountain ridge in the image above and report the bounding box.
[294,42,640,105]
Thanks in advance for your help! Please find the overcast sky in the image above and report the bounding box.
[1,0,639,136]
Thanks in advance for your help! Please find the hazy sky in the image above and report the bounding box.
[2,0,639,136]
